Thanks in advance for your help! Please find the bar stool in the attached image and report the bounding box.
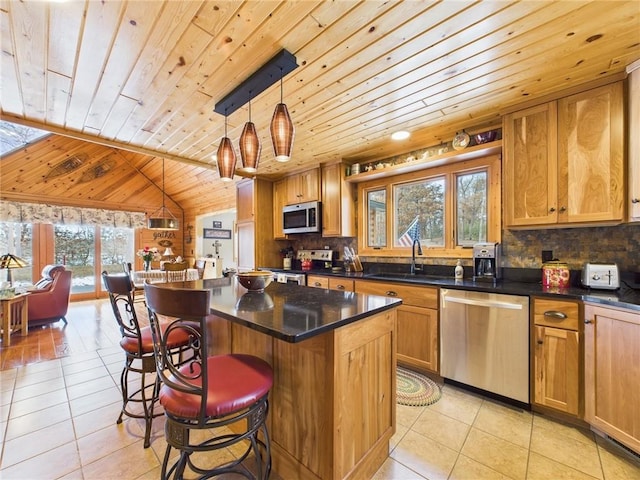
[144,282,273,479]
[102,272,193,448]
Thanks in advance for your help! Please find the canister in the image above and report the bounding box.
[542,261,570,288]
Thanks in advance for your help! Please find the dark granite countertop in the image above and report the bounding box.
[155,277,402,343]
[264,266,640,312]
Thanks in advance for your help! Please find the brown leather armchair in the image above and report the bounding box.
[28,265,72,326]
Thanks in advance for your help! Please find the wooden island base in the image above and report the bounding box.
[208,308,397,480]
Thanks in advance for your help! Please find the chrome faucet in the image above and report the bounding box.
[410,238,423,275]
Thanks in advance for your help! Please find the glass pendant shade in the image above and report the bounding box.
[148,159,179,230]
[239,121,261,173]
[217,137,237,182]
[270,102,294,162]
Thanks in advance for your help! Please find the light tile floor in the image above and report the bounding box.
[1,302,639,479]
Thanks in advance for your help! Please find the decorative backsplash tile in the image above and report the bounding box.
[280,224,640,272]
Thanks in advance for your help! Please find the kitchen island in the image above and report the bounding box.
[156,277,402,480]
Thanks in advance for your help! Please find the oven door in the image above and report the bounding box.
[274,272,306,285]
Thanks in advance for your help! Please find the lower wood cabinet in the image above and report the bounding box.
[532,297,581,416]
[355,280,438,373]
[584,303,640,454]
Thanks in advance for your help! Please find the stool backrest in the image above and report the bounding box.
[162,262,188,282]
[144,282,209,420]
[102,272,143,349]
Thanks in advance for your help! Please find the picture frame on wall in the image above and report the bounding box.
[203,228,231,239]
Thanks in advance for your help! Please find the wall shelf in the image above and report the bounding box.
[345,140,502,183]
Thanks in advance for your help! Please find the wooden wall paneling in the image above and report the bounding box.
[0,9,23,116]
[7,0,47,121]
[47,0,84,78]
[64,0,125,131]
[84,1,165,132]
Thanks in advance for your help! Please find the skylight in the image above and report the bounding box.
[0,120,50,157]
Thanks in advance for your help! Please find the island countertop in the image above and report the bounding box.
[154,277,402,343]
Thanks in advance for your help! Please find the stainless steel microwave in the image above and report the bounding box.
[283,201,321,234]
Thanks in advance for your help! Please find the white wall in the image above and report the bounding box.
[195,209,236,271]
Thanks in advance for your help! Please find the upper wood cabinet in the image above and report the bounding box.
[273,178,287,240]
[628,66,640,222]
[236,178,280,271]
[285,168,320,204]
[321,162,356,237]
[503,82,624,228]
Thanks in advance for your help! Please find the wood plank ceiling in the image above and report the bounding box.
[1,0,639,208]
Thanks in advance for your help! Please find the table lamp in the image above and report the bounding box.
[0,253,29,286]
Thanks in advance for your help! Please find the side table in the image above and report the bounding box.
[1,293,29,347]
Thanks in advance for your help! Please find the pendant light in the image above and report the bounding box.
[217,110,237,182]
[148,159,179,230]
[239,93,261,173]
[270,67,294,162]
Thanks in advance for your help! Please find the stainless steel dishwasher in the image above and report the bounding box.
[440,288,530,403]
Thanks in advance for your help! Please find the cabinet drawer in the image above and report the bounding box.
[307,275,329,289]
[533,298,580,331]
[355,280,438,309]
[328,278,354,292]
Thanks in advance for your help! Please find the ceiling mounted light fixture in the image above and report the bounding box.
[217,111,237,182]
[239,93,261,173]
[391,130,410,141]
[147,159,179,230]
[270,67,295,162]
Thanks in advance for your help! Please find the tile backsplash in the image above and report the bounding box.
[280,224,640,272]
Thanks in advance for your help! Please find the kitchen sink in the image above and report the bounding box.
[365,272,451,283]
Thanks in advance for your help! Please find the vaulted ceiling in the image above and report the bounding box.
[1,0,639,195]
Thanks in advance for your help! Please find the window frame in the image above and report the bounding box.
[357,155,501,259]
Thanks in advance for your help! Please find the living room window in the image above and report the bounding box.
[358,155,501,258]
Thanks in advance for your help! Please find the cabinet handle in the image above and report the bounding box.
[549,207,556,213]
[585,318,594,324]
[632,198,640,204]
[537,339,544,345]
[385,290,398,297]
[314,282,322,287]
[544,310,567,320]
[559,206,566,213]
[336,285,345,290]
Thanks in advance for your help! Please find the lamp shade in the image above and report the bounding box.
[148,207,179,230]
[217,137,237,182]
[163,248,174,257]
[0,253,29,285]
[239,121,261,173]
[270,103,294,162]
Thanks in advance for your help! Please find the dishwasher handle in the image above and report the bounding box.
[442,294,524,310]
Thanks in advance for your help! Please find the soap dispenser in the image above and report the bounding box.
[454,259,464,280]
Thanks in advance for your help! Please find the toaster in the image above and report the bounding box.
[581,263,620,290]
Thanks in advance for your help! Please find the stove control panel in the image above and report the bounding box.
[296,249,334,261]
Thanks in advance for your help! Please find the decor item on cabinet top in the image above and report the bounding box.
[474,130,497,145]
[452,131,470,151]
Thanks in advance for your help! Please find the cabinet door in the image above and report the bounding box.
[397,305,438,373]
[503,102,558,226]
[584,304,640,453]
[236,180,255,222]
[321,163,356,237]
[273,179,287,239]
[557,82,624,224]
[628,68,640,222]
[533,325,579,415]
[286,169,319,204]
[236,221,255,271]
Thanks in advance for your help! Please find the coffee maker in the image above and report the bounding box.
[473,242,501,282]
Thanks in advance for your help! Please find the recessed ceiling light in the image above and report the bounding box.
[391,130,410,140]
